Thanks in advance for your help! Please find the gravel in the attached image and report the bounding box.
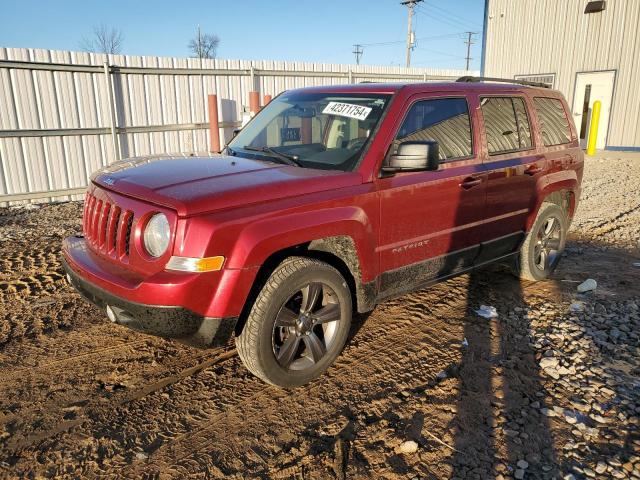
[572,151,640,251]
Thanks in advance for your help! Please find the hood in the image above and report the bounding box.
[92,154,361,216]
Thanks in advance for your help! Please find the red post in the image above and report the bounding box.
[249,91,260,116]
[301,117,312,144]
[208,94,221,153]
[263,94,272,106]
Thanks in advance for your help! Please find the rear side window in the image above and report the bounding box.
[533,97,572,146]
[481,97,532,155]
[396,97,472,160]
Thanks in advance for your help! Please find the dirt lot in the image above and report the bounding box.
[0,153,639,479]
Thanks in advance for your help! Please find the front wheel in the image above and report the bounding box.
[236,257,352,388]
[514,202,568,281]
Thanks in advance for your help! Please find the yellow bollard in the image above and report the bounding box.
[586,100,601,156]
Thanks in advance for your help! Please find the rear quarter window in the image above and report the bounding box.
[533,97,572,146]
[481,96,533,155]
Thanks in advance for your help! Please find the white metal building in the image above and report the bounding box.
[481,0,640,151]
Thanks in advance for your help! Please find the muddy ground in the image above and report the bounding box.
[0,153,639,479]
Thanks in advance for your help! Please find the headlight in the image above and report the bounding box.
[143,213,170,257]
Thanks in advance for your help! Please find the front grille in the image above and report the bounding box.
[83,192,134,258]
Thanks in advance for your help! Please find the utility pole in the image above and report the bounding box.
[197,25,202,59]
[352,44,363,65]
[401,0,423,67]
[464,31,478,71]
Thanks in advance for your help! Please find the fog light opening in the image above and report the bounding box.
[106,305,117,323]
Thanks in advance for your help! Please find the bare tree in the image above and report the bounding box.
[188,27,220,59]
[80,24,124,54]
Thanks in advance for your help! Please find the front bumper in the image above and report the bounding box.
[62,256,237,349]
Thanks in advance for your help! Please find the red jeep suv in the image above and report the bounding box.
[63,77,583,388]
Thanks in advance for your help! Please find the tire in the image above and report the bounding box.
[514,202,568,281]
[236,256,352,388]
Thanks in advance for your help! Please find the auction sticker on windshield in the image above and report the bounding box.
[322,102,372,121]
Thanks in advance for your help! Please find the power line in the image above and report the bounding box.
[352,44,363,65]
[410,58,464,65]
[415,3,480,29]
[414,32,465,42]
[414,45,462,59]
[361,39,405,47]
[359,32,463,48]
[401,0,423,67]
[428,3,482,29]
[415,5,473,32]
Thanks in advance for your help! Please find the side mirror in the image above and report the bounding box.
[382,141,440,173]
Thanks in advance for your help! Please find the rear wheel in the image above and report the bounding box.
[514,202,568,281]
[236,257,352,388]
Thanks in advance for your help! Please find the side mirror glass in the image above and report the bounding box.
[383,140,440,173]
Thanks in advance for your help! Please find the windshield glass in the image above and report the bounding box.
[227,92,391,171]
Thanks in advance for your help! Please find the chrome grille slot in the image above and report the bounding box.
[124,214,134,256]
[116,210,134,259]
[98,202,111,248]
[82,192,134,259]
[107,206,121,253]
[91,199,102,242]
[84,194,96,240]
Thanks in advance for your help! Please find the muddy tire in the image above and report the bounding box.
[514,202,568,281]
[236,256,352,388]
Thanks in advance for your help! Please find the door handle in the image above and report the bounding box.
[460,176,482,189]
[525,165,543,176]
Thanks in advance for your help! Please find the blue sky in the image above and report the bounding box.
[1,0,485,70]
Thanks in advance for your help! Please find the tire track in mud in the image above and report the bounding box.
[0,272,66,298]
[0,336,160,430]
[0,336,151,427]
[0,243,66,298]
[5,278,469,477]
[588,199,639,229]
[123,275,550,478]
[0,243,61,274]
[7,271,546,478]
[118,278,474,477]
[2,347,237,454]
[0,338,151,382]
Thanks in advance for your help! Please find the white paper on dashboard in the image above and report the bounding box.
[322,102,372,121]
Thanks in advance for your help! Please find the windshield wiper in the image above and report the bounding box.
[242,145,303,167]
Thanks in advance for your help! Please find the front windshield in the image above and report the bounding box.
[227,92,391,171]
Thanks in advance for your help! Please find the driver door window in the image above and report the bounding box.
[394,97,473,161]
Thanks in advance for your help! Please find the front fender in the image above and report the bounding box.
[226,206,378,281]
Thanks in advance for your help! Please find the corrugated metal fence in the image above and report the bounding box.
[0,47,475,204]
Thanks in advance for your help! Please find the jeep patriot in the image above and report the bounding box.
[63,77,583,387]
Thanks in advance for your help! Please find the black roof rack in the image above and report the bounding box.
[456,76,550,89]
